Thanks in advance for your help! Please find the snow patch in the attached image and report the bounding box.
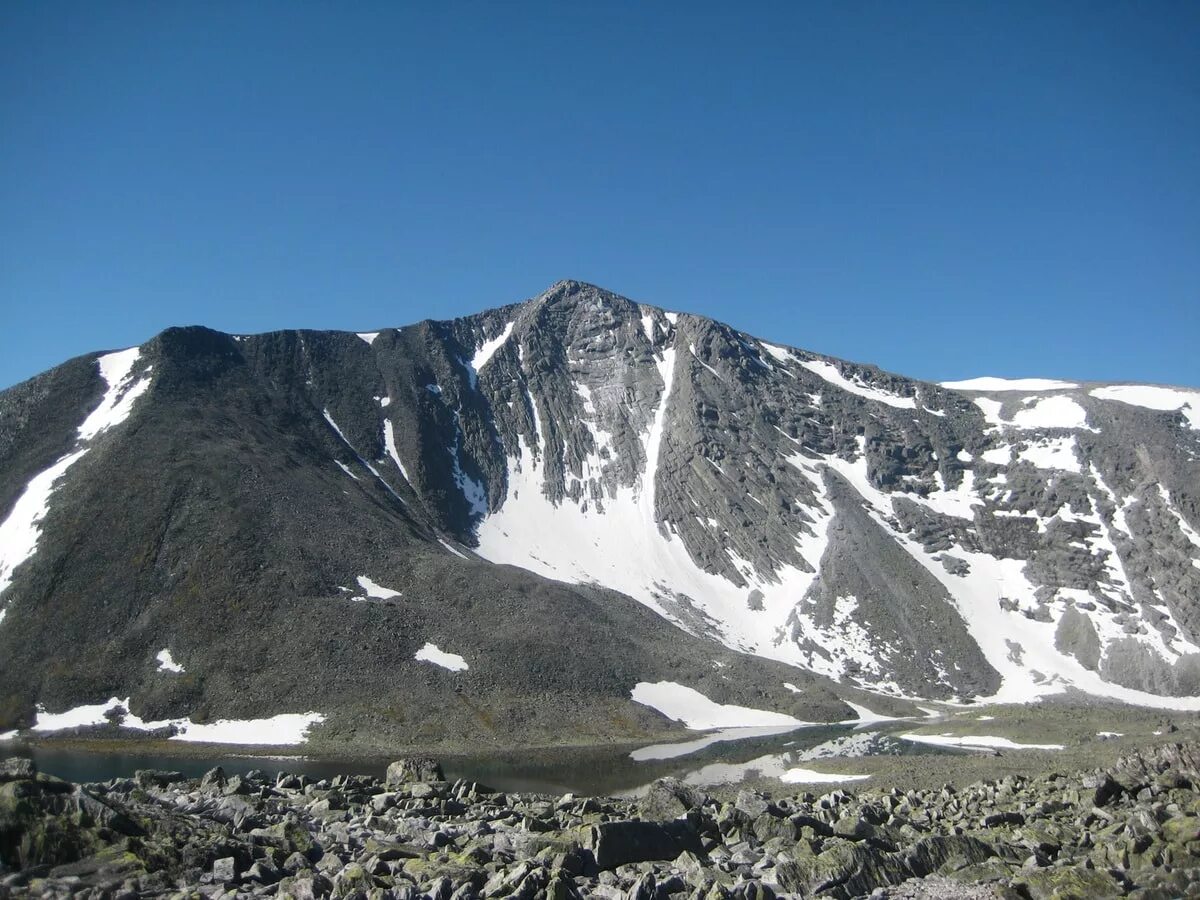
[1010,395,1093,431]
[1018,435,1081,473]
[1090,385,1200,429]
[630,681,806,729]
[415,642,469,672]
[942,377,1079,391]
[781,768,871,784]
[900,732,1063,751]
[357,332,380,346]
[156,650,184,674]
[356,576,401,599]
[23,696,321,745]
[974,398,1007,428]
[171,713,325,745]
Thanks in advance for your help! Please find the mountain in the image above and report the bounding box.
[1,280,1199,749]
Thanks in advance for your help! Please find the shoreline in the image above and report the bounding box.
[5,739,1200,898]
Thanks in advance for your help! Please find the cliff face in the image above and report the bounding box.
[1,280,1198,744]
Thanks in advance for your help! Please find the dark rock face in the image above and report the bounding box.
[1,280,1199,742]
[6,746,1200,899]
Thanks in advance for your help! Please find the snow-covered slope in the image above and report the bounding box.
[460,283,1200,706]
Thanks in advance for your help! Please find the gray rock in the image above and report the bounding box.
[212,856,237,882]
[586,821,705,871]
[0,757,35,781]
[386,757,446,786]
[640,778,707,821]
[134,769,185,789]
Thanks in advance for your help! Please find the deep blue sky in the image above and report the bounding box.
[2,2,1198,390]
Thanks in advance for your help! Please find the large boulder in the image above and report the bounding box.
[584,820,703,871]
[385,757,445,786]
[639,778,707,821]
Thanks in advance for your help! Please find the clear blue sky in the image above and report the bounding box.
[2,1,1197,390]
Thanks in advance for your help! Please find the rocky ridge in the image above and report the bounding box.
[4,742,1200,899]
[1,280,1200,746]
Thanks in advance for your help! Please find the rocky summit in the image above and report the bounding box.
[5,743,1200,899]
[1,280,1199,747]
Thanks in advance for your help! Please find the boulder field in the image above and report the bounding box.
[4,743,1200,898]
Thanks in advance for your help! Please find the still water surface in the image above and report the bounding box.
[12,723,943,796]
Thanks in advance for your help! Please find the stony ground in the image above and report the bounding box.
[3,743,1200,899]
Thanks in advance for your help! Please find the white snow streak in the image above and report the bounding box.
[357,332,380,346]
[156,649,184,673]
[78,348,152,441]
[437,539,470,560]
[323,410,405,503]
[1,348,152,609]
[640,311,656,343]
[0,449,89,601]
[382,420,411,482]
[900,732,1063,751]
[470,321,515,374]
[798,359,916,409]
[781,768,871,784]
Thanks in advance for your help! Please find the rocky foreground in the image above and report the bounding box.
[3,745,1200,900]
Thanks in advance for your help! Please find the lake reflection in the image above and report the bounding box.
[10,721,937,797]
